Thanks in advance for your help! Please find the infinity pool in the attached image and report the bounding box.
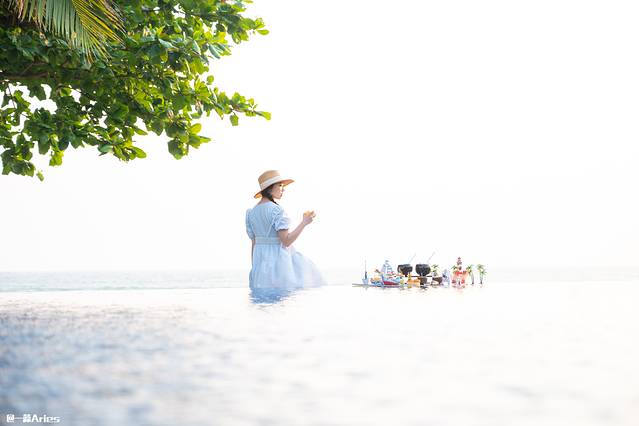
[1,282,638,426]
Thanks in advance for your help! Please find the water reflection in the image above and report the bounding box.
[249,287,298,304]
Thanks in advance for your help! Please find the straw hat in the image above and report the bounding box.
[254,170,294,199]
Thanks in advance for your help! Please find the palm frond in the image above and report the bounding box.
[4,0,123,60]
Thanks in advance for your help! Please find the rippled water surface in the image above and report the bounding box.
[1,281,638,426]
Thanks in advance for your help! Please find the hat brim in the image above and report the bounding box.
[254,179,294,199]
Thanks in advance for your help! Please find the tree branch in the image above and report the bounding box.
[0,72,51,82]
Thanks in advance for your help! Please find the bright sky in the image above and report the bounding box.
[1,0,638,272]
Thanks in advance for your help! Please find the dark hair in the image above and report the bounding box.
[260,183,278,204]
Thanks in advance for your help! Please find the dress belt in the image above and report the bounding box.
[255,236,281,245]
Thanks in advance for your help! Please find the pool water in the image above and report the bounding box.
[1,282,638,426]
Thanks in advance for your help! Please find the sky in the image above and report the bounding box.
[1,0,638,272]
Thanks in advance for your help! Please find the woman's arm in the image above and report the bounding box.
[277,212,314,247]
[251,239,255,262]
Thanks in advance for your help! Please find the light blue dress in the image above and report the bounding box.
[245,202,326,289]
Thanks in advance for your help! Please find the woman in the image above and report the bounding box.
[245,170,326,290]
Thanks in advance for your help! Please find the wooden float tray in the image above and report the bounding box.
[352,276,444,287]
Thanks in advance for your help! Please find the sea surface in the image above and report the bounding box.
[1,269,638,426]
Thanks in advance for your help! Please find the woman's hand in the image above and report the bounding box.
[302,210,316,225]
[279,211,316,247]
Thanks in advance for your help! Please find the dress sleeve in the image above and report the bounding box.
[245,209,255,240]
[272,205,291,231]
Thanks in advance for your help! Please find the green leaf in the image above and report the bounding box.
[150,121,164,136]
[158,39,174,50]
[49,150,63,166]
[167,140,184,159]
[98,144,113,154]
[38,139,51,155]
[230,114,239,126]
[209,45,220,58]
[131,147,147,158]
[28,85,47,101]
[58,139,70,151]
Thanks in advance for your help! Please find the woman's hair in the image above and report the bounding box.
[260,183,278,204]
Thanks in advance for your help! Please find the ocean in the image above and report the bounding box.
[1,269,638,426]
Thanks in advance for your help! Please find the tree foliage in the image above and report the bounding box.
[0,0,270,179]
